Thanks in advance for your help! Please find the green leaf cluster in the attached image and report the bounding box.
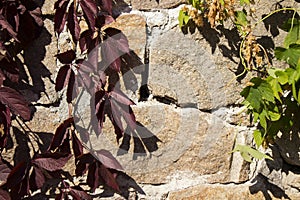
[239,17,300,161]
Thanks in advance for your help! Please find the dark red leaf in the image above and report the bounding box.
[56,50,76,64]
[95,14,114,28]
[100,0,113,15]
[75,153,94,176]
[54,0,69,34]
[48,117,73,151]
[29,7,43,27]
[29,166,45,190]
[0,69,5,85]
[0,14,19,42]
[110,89,135,106]
[0,103,11,148]
[5,161,28,189]
[87,162,99,192]
[67,69,75,103]
[6,3,18,32]
[32,153,72,172]
[110,101,124,139]
[79,30,93,52]
[110,99,136,131]
[99,164,119,192]
[104,28,130,54]
[0,189,11,200]
[67,2,80,42]
[0,157,11,184]
[0,58,19,83]
[96,149,123,171]
[69,186,92,200]
[71,132,83,158]
[17,10,39,45]
[79,0,97,31]
[0,87,30,120]
[55,65,71,92]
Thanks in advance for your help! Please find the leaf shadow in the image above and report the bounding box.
[117,121,162,160]
[249,173,291,200]
[12,126,31,165]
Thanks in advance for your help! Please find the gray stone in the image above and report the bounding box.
[149,28,240,110]
[85,101,248,184]
[131,0,185,10]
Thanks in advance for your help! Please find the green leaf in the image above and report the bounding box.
[232,144,273,162]
[235,10,248,34]
[259,110,267,130]
[275,70,289,85]
[239,0,251,5]
[284,22,300,48]
[267,77,282,102]
[253,130,264,147]
[178,10,190,28]
[275,44,300,67]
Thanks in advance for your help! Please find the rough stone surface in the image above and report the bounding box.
[131,0,185,10]
[149,28,240,110]
[85,101,249,184]
[168,183,300,200]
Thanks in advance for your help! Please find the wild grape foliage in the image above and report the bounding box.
[0,0,138,199]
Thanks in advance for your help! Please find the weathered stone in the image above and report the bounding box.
[83,101,247,184]
[106,14,146,59]
[131,0,185,10]
[168,183,300,200]
[149,28,240,110]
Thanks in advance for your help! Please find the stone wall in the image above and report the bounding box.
[16,0,300,199]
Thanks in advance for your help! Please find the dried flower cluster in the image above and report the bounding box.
[182,4,204,27]
[207,0,235,27]
[241,29,263,70]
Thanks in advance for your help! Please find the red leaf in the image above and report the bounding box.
[87,162,99,192]
[0,157,11,184]
[29,7,44,27]
[54,0,69,34]
[79,30,93,52]
[48,118,73,152]
[95,14,114,28]
[0,87,30,120]
[5,161,28,189]
[32,153,72,172]
[96,150,123,171]
[69,186,92,200]
[55,192,65,200]
[0,104,11,148]
[104,28,130,54]
[99,164,120,192]
[0,15,19,42]
[79,0,97,30]
[29,166,45,190]
[110,89,135,106]
[72,132,83,158]
[0,189,11,200]
[0,58,19,83]
[56,50,76,64]
[75,153,94,176]
[67,2,80,42]
[55,65,71,92]
[67,69,75,103]
[100,0,113,15]
[0,70,5,85]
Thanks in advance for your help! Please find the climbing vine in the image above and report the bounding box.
[179,0,300,161]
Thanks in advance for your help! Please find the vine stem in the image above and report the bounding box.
[253,7,299,28]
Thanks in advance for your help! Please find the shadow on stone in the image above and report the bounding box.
[117,122,162,160]
[250,173,291,200]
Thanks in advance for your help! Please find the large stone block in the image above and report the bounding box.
[131,0,185,10]
[82,101,249,184]
[149,28,240,110]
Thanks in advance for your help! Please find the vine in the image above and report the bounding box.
[179,0,300,161]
